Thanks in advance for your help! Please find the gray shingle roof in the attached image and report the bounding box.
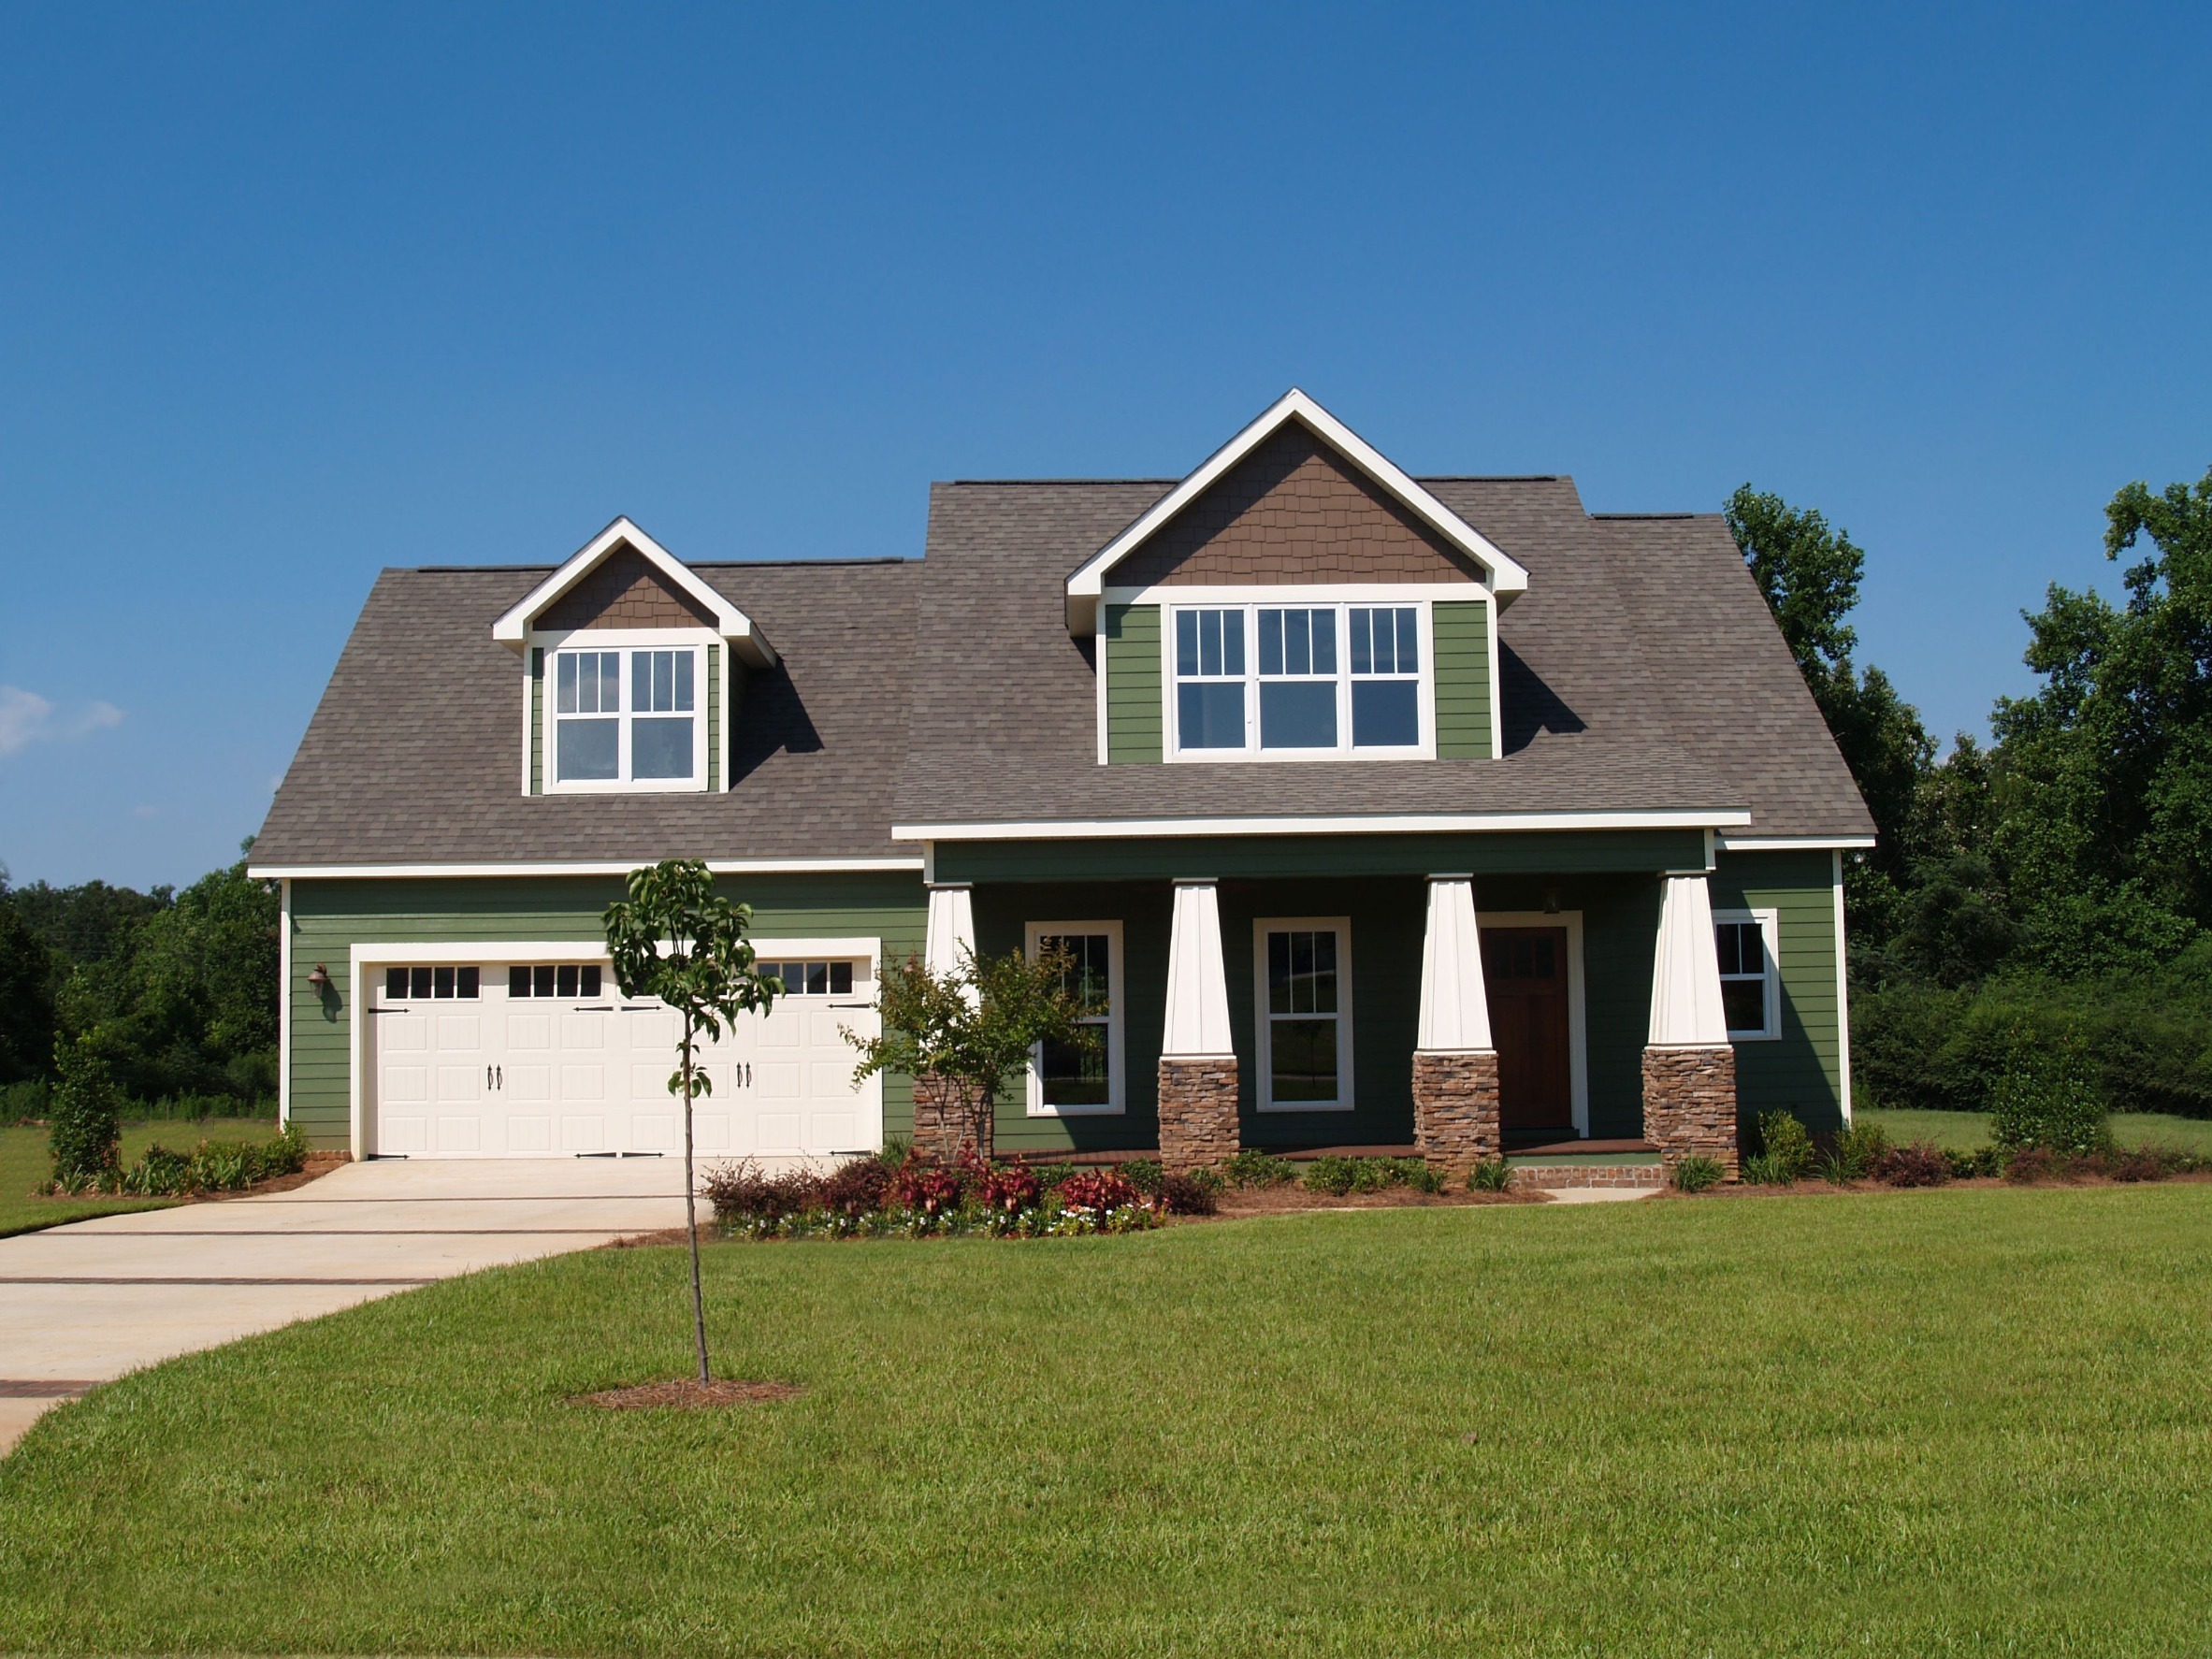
[253,473,1869,869]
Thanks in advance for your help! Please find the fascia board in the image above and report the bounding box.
[1714,835,1878,852]
[1063,389,1532,633]
[247,857,925,880]
[891,809,1753,843]
[491,516,778,667]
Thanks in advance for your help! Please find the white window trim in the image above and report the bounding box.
[1024,920,1125,1117]
[1714,905,1782,1042]
[1476,910,1589,1138]
[1252,915,1355,1112]
[1161,597,1437,762]
[535,626,714,795]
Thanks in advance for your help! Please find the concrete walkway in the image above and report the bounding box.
[0,1157,708,1454]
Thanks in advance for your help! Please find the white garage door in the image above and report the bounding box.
[366,951,881,1159]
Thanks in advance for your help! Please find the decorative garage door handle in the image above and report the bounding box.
[484,1065,504,1091]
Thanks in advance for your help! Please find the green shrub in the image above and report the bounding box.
[1670,1155,1725,1193]
[1943,1145,2003,1179]
[1467,1158,1513,1193]
[1120,1159,1164,1196]
[1303,1156,1358,1196]
[1,1077,51,1126]
[1740,1150,1794,1186]
[1819,1118,1892,1184]
[1989,1028,2111,1156]
[49,1033,123,1187]
[1752,1111,1814,1182]
[1399,1159,1446,1195]
[1219,1150,1296,1188]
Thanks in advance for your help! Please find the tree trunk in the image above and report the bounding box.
[682,1015,710,1385]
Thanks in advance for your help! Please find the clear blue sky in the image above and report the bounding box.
[3,2,2206,889]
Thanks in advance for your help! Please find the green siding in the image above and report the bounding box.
[1711,848,1845,1132]
[936,829,1709,884]
[1104,603,1163,763]
[706,645,720,792]
[286,873,926,1151]
[1432,600,1492,758]
[528,649,543,795]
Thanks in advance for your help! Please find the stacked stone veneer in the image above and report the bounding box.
[1641,1046,1739,1179]
[1506,1162,1669,1191]
[911,1073,990,1162]
[1412,1050,1501,1176]
[1158,1057,1239,1172]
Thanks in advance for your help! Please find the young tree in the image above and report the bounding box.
[602,859,778,1385]
[846,945,1096,1161]
[49,1031,123,1188]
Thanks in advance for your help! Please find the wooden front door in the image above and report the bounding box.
[1483,927,1572,1134]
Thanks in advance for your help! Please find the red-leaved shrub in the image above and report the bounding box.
[978,1160,1042,1214]
[819,1156,891,1216]
[1160,1171,1219,1215]
[2004,1146,2060,1184]
[1056,1169,1139,1213]
[889,1153,961,1215]
[1874,1140,1950,1188]
[2110,1148,2166,1183]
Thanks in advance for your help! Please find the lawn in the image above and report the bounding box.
[0,1117,276,1236]
[4,1190,2210,1655]
[1859,1104,2212,1154]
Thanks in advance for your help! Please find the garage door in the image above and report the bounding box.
[366,951,881,1158]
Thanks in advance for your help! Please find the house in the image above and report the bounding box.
[250,390,1873,1184]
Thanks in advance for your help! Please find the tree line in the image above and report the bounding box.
[0,846,278,1118]
[1730,466,2212,1118]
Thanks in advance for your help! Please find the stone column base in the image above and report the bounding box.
[1158,1056,1239,1172]
[1412,1049,1501,1176]
[911,1073,990,1162]
[1641,1046,1739,1179]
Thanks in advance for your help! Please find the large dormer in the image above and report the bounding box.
[492,518,777,795]
[1066,390,1528,764]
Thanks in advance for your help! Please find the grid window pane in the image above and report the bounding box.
[1270,1019,1337,1103]
[830,961,852,995]
[557,965,579,999]
[807,962,830,996]
[1260,681,1337,747]
[581,965,602,997]
[410,967,432,1000]
[534,965,556,999]
[1352,679,1418,747]
[674,650,694,711]
[1722,978,1766,1032]
[386,967,408,999]
[433,966,455,999]
[1178,682,1245,748]
[557,718,618,781]
[631,716,694,778]
[510,965,530,997]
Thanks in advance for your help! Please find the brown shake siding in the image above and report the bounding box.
[540,543,719,630]
[1111,420,1487,588]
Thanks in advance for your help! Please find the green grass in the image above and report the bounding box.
[5,1190,2211,1655]
[0,1116,276,1236]
[1861,1104,2212,1155]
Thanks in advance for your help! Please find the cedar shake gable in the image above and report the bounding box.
[539,541,720,630]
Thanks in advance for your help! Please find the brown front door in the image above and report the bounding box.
[1483,927,1572,1134]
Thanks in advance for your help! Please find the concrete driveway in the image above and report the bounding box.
[0,1157,709,1454]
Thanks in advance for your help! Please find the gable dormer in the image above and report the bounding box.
[1067,391,1525,765]
[493,518,776,796]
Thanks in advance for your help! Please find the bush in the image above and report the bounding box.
[1752,1111,1814,1182]
[1219,1150,1297,1188]
[2002,1146,2060,1184]
[49,1034,123,1187]
[1,1077,51,1126]
[889,1153,963,1217]
[1056,1168,1139,1214]
[701,1159,822,1223]
[1399,1159,1447,1195]
[1670,1155,1725,1193]
[1989,1028,2111,1156]
[975,1159,1040,1216]
[1467,1158,1513,1193]
[2110,1148,2166,1183]
[1119,1159,1164,1196]
[1160,1171,1219,1215]
[1874,1140,1951,1188]
[1944,1145,2003,1179]
[819,1156,891,1217]
[114,1121,308,1197]
[1740,1150,1795,1187]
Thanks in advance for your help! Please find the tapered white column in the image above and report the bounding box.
[1647,873,1728,1046]
[1163,879,1234,1055]
[924,884,977,1004]
[1416,875,1493,1052]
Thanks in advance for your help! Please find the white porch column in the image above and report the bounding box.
[923,883,976,992]
[1159,878,1238,1170]
[1647,873,1728,1047]
[1416,875,1493,1052]
[1162,878,1233,1057]
[915,883,981,1158]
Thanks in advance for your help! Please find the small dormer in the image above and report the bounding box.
[493,518,775,796]
[1066,390,1526,764]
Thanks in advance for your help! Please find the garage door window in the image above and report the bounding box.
[761,960,857,997]
[384,966,480,999]
[507,963,605,999]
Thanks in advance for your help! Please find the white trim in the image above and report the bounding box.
[1024,920,1126,1117]
[1093,613,1109,765]
[894,808,1749,843]
[1252,915,1355,1113]
[538,634,712,795]
[1064,389,1530,634]
[1833,848,1853,1126]
[716,640,732,794]
[248,858,924,880]
[492,516,777,667]
[1486,597,1504,761]
[1106,582,1487,606]
[520,651,535,796]
[1160,598,1438,764]
[277,878,292,1130]
[1478,910,1589,1137]
[1713,905,1783,1042]
[1715,835,1878,852]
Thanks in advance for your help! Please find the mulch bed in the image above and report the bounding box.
[23,1152,349,1210]
[571,1378,801,1410]
[1214,1184,1546,1215]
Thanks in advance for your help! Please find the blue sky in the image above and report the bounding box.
[2,2,2206,888]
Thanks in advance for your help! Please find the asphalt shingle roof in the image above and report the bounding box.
[253,473,1870,868]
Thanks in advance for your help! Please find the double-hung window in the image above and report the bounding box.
[1026,922,1123,1115]
[1253,917,1353,1110]
[550,642,703,789]
[1714,909,1780,1040]
[1167,600,1429,759]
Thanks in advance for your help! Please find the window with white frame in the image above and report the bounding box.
[1167,601,1429,759]
[1026,922,1123,1115]
[1714,909,1780,1040]
[549,642,704,789]
[1253,917,1353,1110]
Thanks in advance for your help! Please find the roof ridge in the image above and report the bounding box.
[1589,512,1708,521]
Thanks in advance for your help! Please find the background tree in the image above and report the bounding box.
[603,858,778,1386]
[48,1031,123,1187]
[0,875,56,1087]
[847,945,1094,1161]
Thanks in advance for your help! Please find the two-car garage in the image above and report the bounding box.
[359,942,882,1160]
